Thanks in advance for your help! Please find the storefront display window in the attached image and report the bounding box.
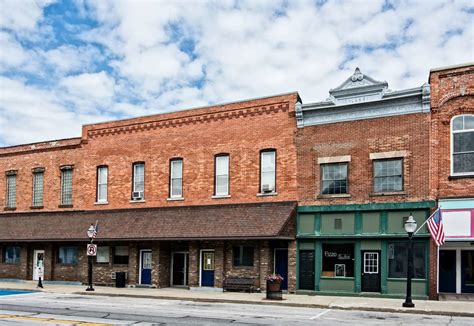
[388,242,426,279]
[322,243,354,277]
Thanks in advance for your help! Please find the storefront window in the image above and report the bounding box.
[388,242,426,279]
[3,246,20,264]
[113,246,129,265]
[58,246,78,264]
[96,246,110,263]
[322,243,354,277]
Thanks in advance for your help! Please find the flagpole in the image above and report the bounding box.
[413,207,440,236]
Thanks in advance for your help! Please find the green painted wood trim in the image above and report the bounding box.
[296,244,300,290]
[315,241,322,291]
[297,234,430,239]
[355,212,362,235]
[381,240,388,294]
[380,211,388,234]
[298,201,436,213]
[425,239,430,295]
[315,213,321,236]
[355,240,361,293]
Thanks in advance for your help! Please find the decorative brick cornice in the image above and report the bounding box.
[87,102,290,139]
[32,167,45,173]
[5,170,17,176]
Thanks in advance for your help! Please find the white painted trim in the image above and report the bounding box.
[138,249,151,285]
[171,251,188,287]
[199,249,215,287]
[369,150,408,160]
[32,250,45,281]
[456,249,462,294]
[317,155,351,164]
[436,246,439,294]
[450,114,474,176]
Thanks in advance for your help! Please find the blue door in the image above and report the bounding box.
[140,250,152,285]
[275,249,288,290]
[201,251,215,287]
[439,250,456,293]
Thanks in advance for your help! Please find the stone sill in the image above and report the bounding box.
[94,201,109,205]
[257,192,278,197]
[212,195,231,199]
[58,204,73,208]
[167,197,184,201]
[30,206,44,209]
[317,194,351,199]
[129,199,145,203]
[369,192,406,197]
[3,207,16,211]
[448,174,474,180]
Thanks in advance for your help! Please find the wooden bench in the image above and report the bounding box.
[223,277,255,293]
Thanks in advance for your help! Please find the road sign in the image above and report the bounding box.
[87,244,97,256]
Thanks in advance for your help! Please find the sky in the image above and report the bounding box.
[0,0,473,146]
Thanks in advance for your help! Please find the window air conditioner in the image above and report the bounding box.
[262,184,274,193]
[132,191,144,200]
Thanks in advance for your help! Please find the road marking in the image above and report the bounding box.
[0,314,112,325]
[310,309,331,320]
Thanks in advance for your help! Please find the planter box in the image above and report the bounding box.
[266,281,282,300]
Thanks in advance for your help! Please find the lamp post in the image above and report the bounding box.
[86,224,95,291]
[403,214,417,308]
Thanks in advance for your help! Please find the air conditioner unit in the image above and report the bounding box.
[132,191,144,200]
[262,184,274,193]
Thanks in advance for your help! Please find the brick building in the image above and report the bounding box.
[295,68,435,298]
[0,93,300,292]
[429,63,474,297]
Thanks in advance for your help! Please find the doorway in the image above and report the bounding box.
[461,250,474,293]
[439,250,456,293]
[274,248,288,290]
[361,251,381,292]
[200,250,215,287]
[298,250,315,290]
[139,249,152,285]
[171,252,188,287]
[33,250,45,281]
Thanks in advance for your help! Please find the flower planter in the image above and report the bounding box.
[266,280,282,300]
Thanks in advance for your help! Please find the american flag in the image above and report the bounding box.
[92,220,99,239]
[427,209,445,246]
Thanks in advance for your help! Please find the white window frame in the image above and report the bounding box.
[132,163,145,194]
[451,114,474,176]
[60,167,73,205]
[32,169,44,207]
[170,159,183,198]
[260,150,276,193]
[363,252,379,274]
[5,172,16,208]
[97,166,108,203]
[214,155,229,196]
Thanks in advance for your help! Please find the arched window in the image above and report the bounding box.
[451,115,474,175]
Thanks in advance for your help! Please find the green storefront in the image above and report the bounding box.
[297,201,435,298]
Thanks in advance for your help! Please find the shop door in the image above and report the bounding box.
[439,250,456,293]
[299,250,315,290]
[361,251,381,292]
[274,249,288,290]
[200,250,215,287]
[461,250,474,293]
[33,250,45,281]
[140,250,152,285]
[172,252,188,286]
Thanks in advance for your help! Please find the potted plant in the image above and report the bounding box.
[265,273,284,300]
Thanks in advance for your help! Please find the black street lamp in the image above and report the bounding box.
[403,214,417,308]
[86,224,95,291]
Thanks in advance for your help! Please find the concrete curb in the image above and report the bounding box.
[75,291,474,318]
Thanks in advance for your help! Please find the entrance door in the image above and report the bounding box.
[140,250,152,285]
[171,252,188,286]
[298,250,315,290]
[200,250,215,287]
[439,250,456,293]
[274,249,288,290]
[33,250,45,281]
[461,250,474,293]
[361,251,381,292]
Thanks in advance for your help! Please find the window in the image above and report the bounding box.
[321,163,348,194]
[96,246,110,263]
[260,150,276,193]
[233,246,254,267]
[321,243,354,277]
[113,246,129,264]
[215,154,229,196]
[373,159,403,192]
[57,246,77,264]
[170,159,183,198]
[60,166,73,205]
[5,171,17,208]
[3,246,20,264]
[132,163,144,199]
[388,242,426,279]
[334,218,342,230]
[32,168,44,207]
[364,252,379,274]
[452,115,474,175]
[97,166,108,203]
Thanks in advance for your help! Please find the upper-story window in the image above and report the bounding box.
[132,162,144,200]
[60,166,73,206]
[215,154,229,196]
[260,149,276,193]
[452,115,474,176]
[32,167,44,207]
[5,170,17,208]
[170,159,183,198]
[321,163,348,195]
[97,166,108,203]
[373,159,403,192]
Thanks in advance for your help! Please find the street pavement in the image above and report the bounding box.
[0,292,473,325]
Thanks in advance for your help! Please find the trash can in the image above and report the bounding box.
[115,272,126,288]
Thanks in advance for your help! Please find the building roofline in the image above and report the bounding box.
[0,137,82,151]
[430,62,474,73]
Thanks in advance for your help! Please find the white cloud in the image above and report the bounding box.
[0,0,53,31]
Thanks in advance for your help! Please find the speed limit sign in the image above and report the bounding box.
[87,244,97,256]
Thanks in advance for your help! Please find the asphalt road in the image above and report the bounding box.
[0,292,472,325]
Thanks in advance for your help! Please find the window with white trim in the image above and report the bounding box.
[32,168,44,207]
[60,167,73,205]
[97,166,108,203]
[5,171,17,208]
[452,115,474,175]
[373,159,403,192]
[170,159,183,198]
[215,155,229,196]
[321,163,348,194]
[363,252,379,274]
[260,150,276,193]
[132,163,144,199]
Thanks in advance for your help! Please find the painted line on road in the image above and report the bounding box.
[310,309,331,320]
[0,314,113,325]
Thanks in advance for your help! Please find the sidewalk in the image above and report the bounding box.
[1,281,472,318]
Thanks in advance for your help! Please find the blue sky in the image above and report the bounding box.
[1,0,473,146]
